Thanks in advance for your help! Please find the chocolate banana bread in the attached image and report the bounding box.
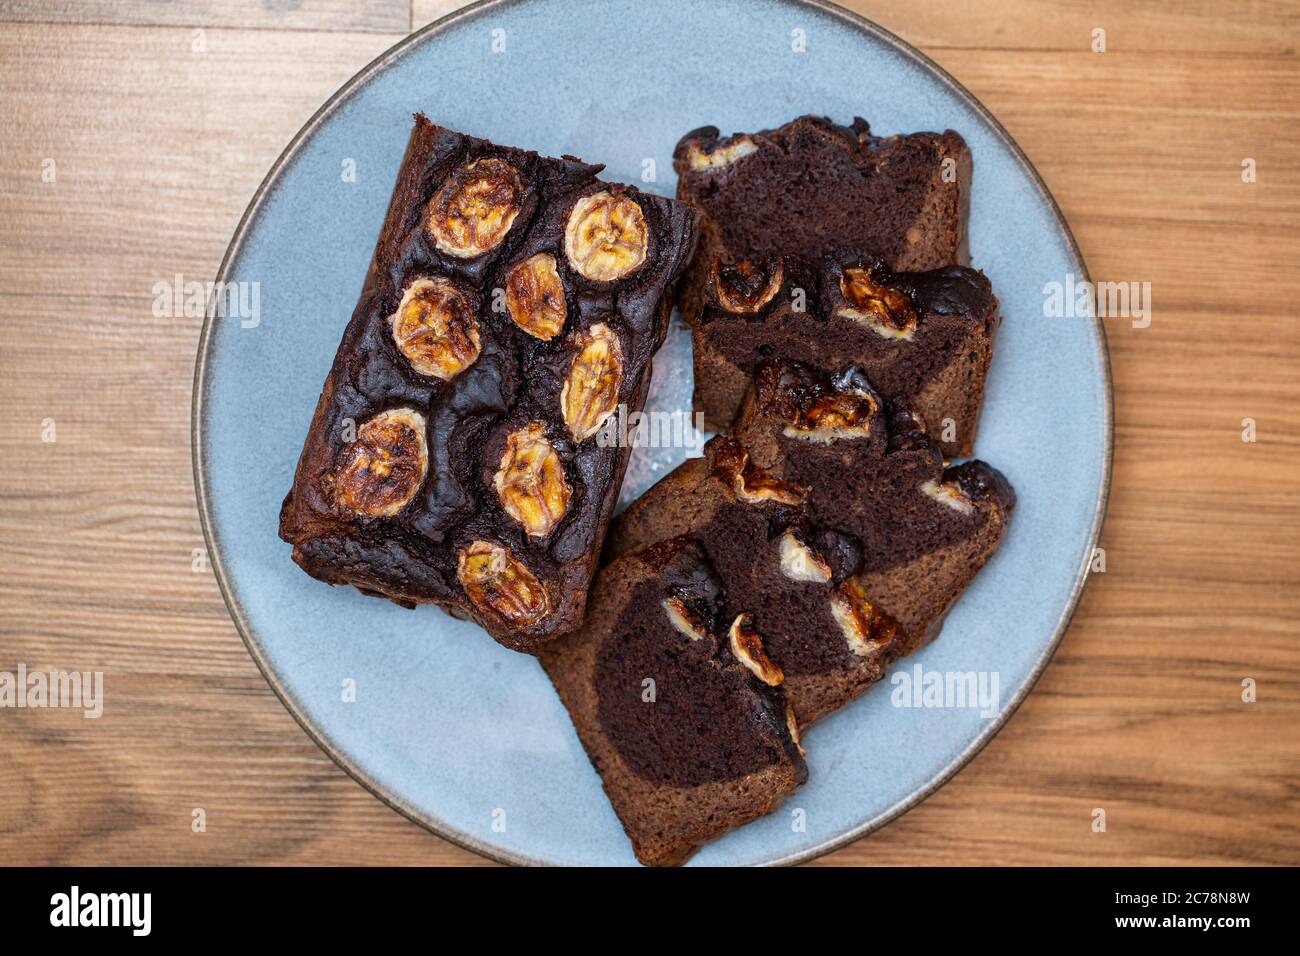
[538,537,807,866]
[609,361,1014,724]
[675,115,969,278]
[687,250,998,454]
[279,115,699,652]
[673,116,991,451]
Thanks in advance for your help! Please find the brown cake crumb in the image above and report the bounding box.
[608,361,1015,725]
[538,538,806,866]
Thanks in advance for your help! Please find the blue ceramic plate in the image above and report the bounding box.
[194,0,1111,866]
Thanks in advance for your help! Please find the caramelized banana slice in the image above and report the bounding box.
[389,277,481,380]
[427,157,523,258]
[710,439,808,506]
[683,137,757,171]
[920,478,976,515]
[778,529,833,583]
[837,267,918,340]
[505,252,566,341]
[728,613,784,686]
[332,407,428,518]
[662,597,708,641]
[782,389,878,444]
[561,322,623,441]
[830,578,900,657]
[493,422,572,537]
[785,702,806,757]
[710,256,783,314]
[563,191,648,282]
[457,540,550,626]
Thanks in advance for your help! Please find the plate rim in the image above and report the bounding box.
[191,0,1114,867]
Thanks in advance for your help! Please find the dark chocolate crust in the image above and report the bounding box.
[539,538,807,866]
[608,362,1014,725]
[279,116,699,652]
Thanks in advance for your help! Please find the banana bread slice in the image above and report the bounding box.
[608,361,1014,725]
[687,250,998,453]
[673,116,990,451]
[674,115,969,280]
[538,537,806,866]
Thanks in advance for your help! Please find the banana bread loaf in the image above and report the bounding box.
[279,115,699,652]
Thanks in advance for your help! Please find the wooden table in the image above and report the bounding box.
[2,0,1296,866]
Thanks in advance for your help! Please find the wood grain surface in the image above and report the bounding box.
[1,0,1296,867]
